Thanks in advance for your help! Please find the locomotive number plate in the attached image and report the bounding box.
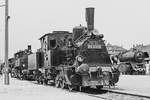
[88,45,101,49]
[89,67,98,72]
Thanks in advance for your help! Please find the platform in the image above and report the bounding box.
[0,75,150,99]
[0,75,101,100]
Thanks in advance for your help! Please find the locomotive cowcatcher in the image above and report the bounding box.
[34,7,120,91]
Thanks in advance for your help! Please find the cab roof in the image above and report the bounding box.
[39,31,71,40]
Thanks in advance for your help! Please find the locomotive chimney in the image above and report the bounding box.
[86,7,95,31]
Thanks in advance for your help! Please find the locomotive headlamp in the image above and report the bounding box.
[77,56,84,62]
[22,64,25,67]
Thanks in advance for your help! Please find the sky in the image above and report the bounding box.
[0,0,150,60]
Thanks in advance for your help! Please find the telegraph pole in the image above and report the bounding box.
[4,0,9,85]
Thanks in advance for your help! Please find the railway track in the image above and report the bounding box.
[31,80,150,100]
[60,85,150,100]
[103,87,150,99]
[84,87,150,100]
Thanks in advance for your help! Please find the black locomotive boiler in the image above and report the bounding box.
[112,49,149,75]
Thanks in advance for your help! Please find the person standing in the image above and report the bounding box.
[145,61,150,75]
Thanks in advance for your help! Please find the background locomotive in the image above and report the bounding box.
[112,49,149,75]
[10,7,120,91]
[11,45,33,79]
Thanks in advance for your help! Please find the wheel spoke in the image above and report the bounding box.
[60,81,64,89]
[55,76,60,88]
[55,80,60,88]
[68,85,73,91]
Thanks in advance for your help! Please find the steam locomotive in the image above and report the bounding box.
[10,7,120,91]
[11,45,32,79]
[111,49,149,75]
